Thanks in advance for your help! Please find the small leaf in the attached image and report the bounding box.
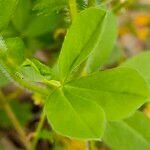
[33,0,68,15]
[58,8,117,81]
[0,37,23,83]
[18,59,52,82]
[121,51,150,88]
[65,67,149,121]
[32,58,52,76]
[103,111,150,150]
[24,12,64,37]
[45,88,106,140]
[0,0,17,31]
[5,37,25,66]
[12,0,31,32]
[85,10,117,73]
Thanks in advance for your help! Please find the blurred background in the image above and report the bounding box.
[0,0,150,149]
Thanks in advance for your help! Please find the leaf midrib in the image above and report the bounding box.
[64,84,148,98]
[63,10,107,81]
[59,88,101,138]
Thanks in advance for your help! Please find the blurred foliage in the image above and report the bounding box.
[0,100,32,128]
[0,0,150,149]
[1,0,68,56]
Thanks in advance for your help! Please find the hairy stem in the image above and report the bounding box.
[69,0,77,21]
[13,75,49,95]
[30,111,45,150]
[0,91,29,149]
[0,61,49,96]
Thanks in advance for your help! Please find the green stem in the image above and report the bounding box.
[43,80,61,88]
[13,75,49,95]
[69,0,77,21]
[30,111,45,150]
[0,91,29,149]
[89,141,95,150]
[0,61,49,96]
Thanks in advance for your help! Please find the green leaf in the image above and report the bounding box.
[0,37,25,70]
[17,59,52,82]
[58,8,117,81]
[0,0,17,31]
[85,11,117,73]
[0,23,18,37]
[45,88,106,140]
[12,0,31,32]
[4,37,25,66]
[103,111,150,150]
[24,12,64,37]
[64,67,149,121]
[106,45,123,65]
[0,38,12,85]
[33,0,68,15]
[32,58,52,76]
[45,67,149,139]
[121,51,150,88]
[0,100,32,128]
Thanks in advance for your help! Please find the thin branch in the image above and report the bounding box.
[0,91,29,149]
[30,111,45,150]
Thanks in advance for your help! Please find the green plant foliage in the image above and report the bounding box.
[0,69,9,87]
[85,10,117,73]
[0,36,7,58]
[0,0,17,31]
[103,111,150,150]
[121,51,150,88]
[0,37,25,69]
[33,0,68,15]
[45,88,106,140]
[64,67,149,121]
[18,59,52,82]
[24,12,64,37]
[106,46,123,65]
[5,37,25,66]
[45,67,149,139]
[12,0,31,32]
[0,100,32,128]
[0,0,67,52]
[0,2,149,147]
[58,8,117,81]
